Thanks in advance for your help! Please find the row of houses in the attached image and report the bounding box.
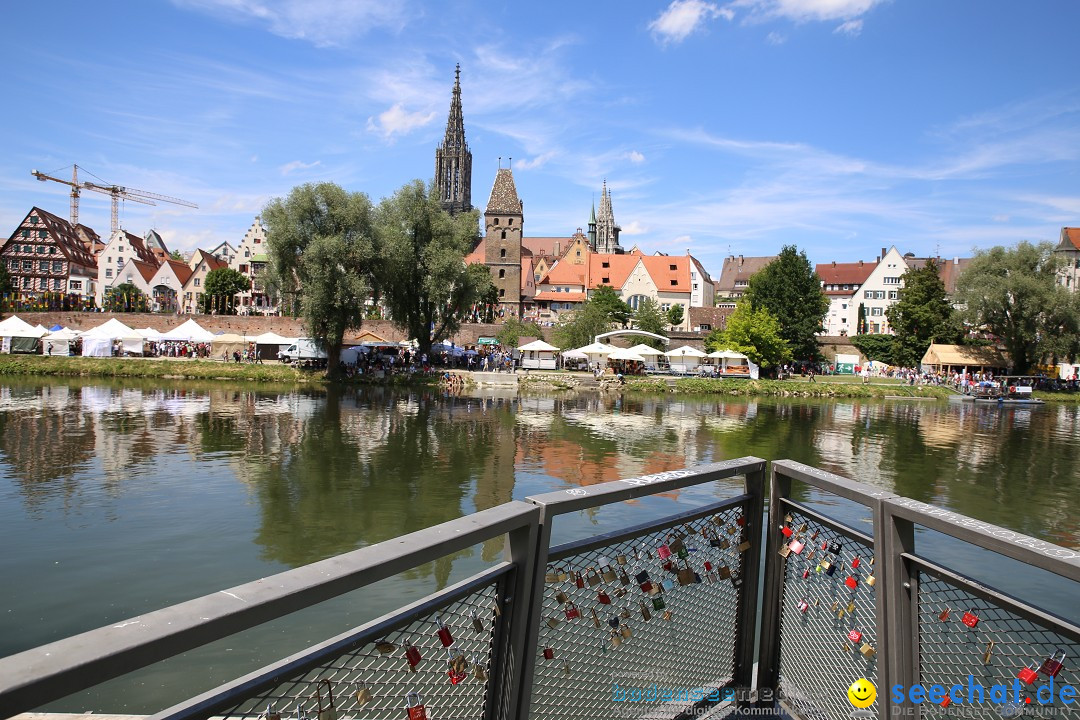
[0,207,272,314]
[714,228,1080,337]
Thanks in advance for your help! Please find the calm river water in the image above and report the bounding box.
[1,379,1078,711]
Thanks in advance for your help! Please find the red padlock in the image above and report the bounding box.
[781,526,793,537]
[1018,663,1040,685]
[821,541,829,551]
[405,642,422,670]
[704,561,713,571]
[802,568,810,579]
[797,599,809,613]
[961,610,980,628]
[940,696,951,709]
[1039,650,1067,678]
[851,556,861,569]
[575,571,585,589]
[845,576,858,590]
[657,543,672,560]
[597,590,611,604]
[736,516,746,527]
[848,629,863,644]
[435,617,453,647]
[542,647,554,660]
[406,692,427,720]
[564,603,580,620]
[446,648,468,685]
[789,540,805,554]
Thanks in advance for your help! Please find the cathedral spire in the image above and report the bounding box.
[434,64,472,215]
[594,179,622,254]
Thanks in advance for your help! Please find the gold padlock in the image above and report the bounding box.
[865,574,877,587]
[831,601,839,613]
[473,659,487,682]
[842,643,851,653]
[737,540,751,552]
[546,616,560,629]
[375,641,396,654]
[778,545,792,558]
[784,513,793,523]
[315,679,337,720]
[797,523,808,533]
[620,605,631,619]
[662,609,673,621]
[983,641,995,665]
[264,704,282,720]
[587,568,601,587]
[620,625,632,639]
[557,568,569,581]
[354,684,373,706]
[610,630,622,648]
[602,566,618,583]
[860,643,876,659]
[555,591,568,604]
[616,554,628,566]
[837,608,846,619]
[847,601,856,614]
[591,608,601,628]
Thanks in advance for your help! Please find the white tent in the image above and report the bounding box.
[0,315,47,354]
[706,349,757,378]
[626,343,664,370]
[518,339,560,369]
[608,347,646,362]
[81,318,143,357]
[135,327,166,341]
[161,319,215,343]
[42,328,80,356]
[254,331,295,360]
[570,342,618,363]
[664,345,707,374]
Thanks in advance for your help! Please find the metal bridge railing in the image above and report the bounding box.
[522,456,768,720]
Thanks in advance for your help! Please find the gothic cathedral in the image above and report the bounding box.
[434,65,472,215]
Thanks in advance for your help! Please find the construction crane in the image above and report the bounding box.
[31,164,197,234]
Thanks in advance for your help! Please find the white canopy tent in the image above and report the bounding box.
[0,315,47,354]
[664,345,707,374]
[254,331,296,360]
[706,349,759,378]
[518,339,560,370]
[42,328,80,356]
[135,327,166,341]
[626,343,664,371]
[608,347,646,363]
[570,341,618,366]
[81,319,143,357]
[160,319,215,343]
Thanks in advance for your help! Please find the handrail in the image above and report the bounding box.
[0,501,541,719]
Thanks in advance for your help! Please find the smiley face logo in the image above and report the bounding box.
[847,678,876,708]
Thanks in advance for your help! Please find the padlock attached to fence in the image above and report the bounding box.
[1039,649,1067,678]
[355,682,373,706]
[446,647,469,685]
[600,558,617,583]
[848,629,863,644]
[961,609,980,628]
[404,639,423,671]
[315,679,337,720]
[405,692,427,720]
[471,611,484,634]
[564,602,580,620]
[677,561,696,586]
[1017,662,1040,685]
[263,704,281,720]
[434,616,454,647]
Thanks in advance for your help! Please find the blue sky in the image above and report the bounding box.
[2,0,1078,276]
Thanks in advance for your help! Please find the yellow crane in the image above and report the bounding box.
[31,164,197,234]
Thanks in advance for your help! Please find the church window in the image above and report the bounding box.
[508,218,513,226]
[494,218,499,226]
[498,269,505,278]
[499,289,505,297]
[501,231,506,240]
[500,249,506,258]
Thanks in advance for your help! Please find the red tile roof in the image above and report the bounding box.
[164,258,193,285]
[534,291,586,302]
[129,259,158,284]
[15,207,98,272]
[815,260,875,295]
[1060,227,1080,252]
[715,255,775,293]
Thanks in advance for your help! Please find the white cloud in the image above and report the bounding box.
[622,220,649,235]
[731,0,888,23]
[991,214,1010,223]
[766,31,787,44]
[366,104,437,140]
[834,19,862,35]
[172,0,408,47]
[649,0,733,45]
[627,150,646,164]
[515,152,557,170]
[278,159,321,176]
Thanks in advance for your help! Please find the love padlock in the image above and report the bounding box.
[354,684,373,706]
[640,600,652,621]
[564,602,580,620]
[542,647,554,660]
[789,539,805,554]
[555,590,568,604]
[851,556,861,569]
[657,542,672,560]
[781,525,793,538]
[587,568,601,587]
[264,704,282,720]
[845,576,858,590]
[404,641,422,671]
[315,679,337,720]
[434,617,453,647]
[575,571,585,589]
[802,568,810,579]
[860,643,876,660]
[961,609,980,628]
[608,615,620,629]
[405,692,427,720]
[446,647,469,685]
[778,544,793,559]
[597,590,611,604]
[864,573,876,587]
[797,599,810,613]
[1039,649,1067,678]
[1018,662,1040,685]
[652,596,666,610]
[848,629,863,644]
[473,659,487,682]
[938,607,952,622]
[471,611,484,634]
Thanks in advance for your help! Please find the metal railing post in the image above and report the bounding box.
[512,506,553,720]
[733,462,767,708]
[879,501,916,720]
[755,462,791,707]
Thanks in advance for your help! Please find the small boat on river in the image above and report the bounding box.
[952,377,1045,405]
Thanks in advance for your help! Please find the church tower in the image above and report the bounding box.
[594,180,622,254]
[484,168,523,317]
[434,65,472,215]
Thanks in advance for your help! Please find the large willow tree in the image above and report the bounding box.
[374,180,492,357]
[263,183,376,376]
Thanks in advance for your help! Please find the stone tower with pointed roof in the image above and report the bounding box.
[484,168,524,316]
[594,180,622,254]
[434,65,472,215]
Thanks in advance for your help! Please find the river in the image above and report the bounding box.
[0,380,1077,712]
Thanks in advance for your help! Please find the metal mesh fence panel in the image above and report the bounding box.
[915,568,1080,719]
[529,503,747,720]
[775,509,879,720]
[211,580,504,720]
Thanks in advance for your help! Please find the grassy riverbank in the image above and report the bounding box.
[623,375,956,399]
[0,354,318,382]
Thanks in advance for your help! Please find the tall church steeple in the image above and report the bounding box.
[594,179,622,254]
[434,64,472,215]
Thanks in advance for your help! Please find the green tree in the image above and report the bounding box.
[0,262,11,313]
[633,298,668,349]
[169,250,185,261]
[704,301,791,369]
[199,268,251,315]
[744,245,829,359]
[666,303,684,328]
[850,334,897,367]
[103,283,149,313]
[552,301,613,350]
[263,182,376,377]
[590,285,632,327]
[954,242,1080,373]
[885,258,961,367]
[496,316,543,348]
[374,180,493,357]
[856,303,866,335]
